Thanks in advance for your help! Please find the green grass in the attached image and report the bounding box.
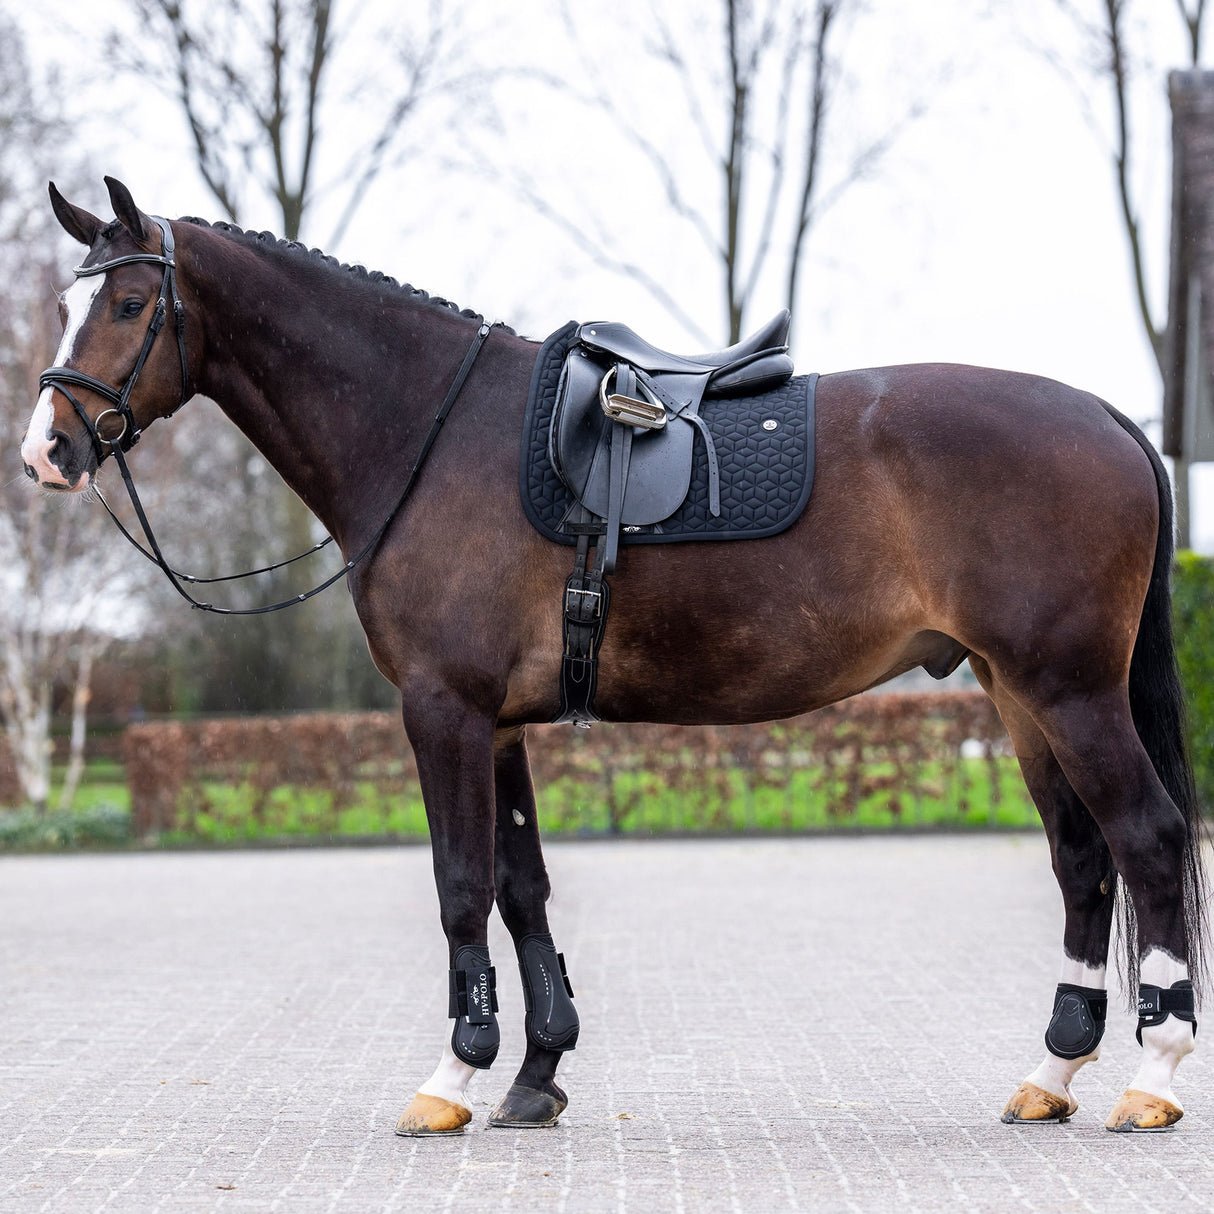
[0,755,1039,849]
[534,756,1038,835]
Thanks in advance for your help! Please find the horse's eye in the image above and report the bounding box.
[121,298,145,319]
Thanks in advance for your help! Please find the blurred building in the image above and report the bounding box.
[1165,69,1214,545]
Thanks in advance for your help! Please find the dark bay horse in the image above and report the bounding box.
[22,178,1207,1135]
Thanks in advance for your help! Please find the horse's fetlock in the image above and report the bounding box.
[1045,984,1107,1060]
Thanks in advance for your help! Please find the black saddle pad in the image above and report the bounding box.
[520,321,817,545]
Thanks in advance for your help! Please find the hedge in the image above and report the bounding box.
[119,692,1018,839]
[1173,551,1214,809]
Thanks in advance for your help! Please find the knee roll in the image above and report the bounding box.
[518,932,579,1051]
[1045,983,1107,1060]
[449,945,500,1068]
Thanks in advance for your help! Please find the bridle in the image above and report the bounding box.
[39,216,189,457]
[36,215,492,615]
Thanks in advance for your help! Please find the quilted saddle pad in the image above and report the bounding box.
[519,321,817,546]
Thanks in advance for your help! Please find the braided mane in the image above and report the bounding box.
[175,216,516,335]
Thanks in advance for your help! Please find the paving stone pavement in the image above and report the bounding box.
[1,836,1212,1213]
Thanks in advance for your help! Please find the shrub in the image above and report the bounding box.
[122,694,1022,839]
[0,803,130,849]
[1173,551,1214,810]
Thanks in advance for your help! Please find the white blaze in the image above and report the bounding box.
[21,273,106,488]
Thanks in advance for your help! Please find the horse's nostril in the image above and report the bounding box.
[47,430,70,465]
[23,462,37,481]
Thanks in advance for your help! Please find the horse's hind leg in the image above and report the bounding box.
[486,726,579,1128]
[1031,689,1199,1131]
[975,661,1117,1124]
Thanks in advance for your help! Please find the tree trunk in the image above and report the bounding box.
[58,642,96,813]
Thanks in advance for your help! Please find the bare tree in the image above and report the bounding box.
[521,0,922,346]
[95,0,486,714]
[1045,0,1207,539]
[0,16,146,810]
[117,0,477,246]
[1051,0,1203,374]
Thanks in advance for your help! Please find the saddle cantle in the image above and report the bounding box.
[522,313,817,727]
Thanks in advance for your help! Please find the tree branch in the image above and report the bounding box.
[1104,0,1165,372]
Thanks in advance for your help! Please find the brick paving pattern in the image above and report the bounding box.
[1,836,1211,1212]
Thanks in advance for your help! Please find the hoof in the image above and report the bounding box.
[1105,1089,1183,1133]
[395,1092,472,1137]
[487,1082,568,1128]
[1001,1081,1077,1124]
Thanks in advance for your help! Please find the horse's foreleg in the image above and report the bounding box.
[487,726,578,1128]
[976,665,1115,1125]
[395,695,499,1138]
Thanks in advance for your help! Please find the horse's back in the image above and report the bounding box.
[585,361,1160,722]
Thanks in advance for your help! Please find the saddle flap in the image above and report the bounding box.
[550,351,694,526]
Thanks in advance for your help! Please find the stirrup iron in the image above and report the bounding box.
[600,366,665,429]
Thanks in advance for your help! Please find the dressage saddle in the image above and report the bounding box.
[548,310,795,725]
[550,310,794,569]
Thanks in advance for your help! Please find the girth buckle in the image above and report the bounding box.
[564,583,602,619]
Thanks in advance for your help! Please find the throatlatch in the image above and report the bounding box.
[1044,983,1107,1060]
[448,945,500,1068]
[517,932,579,1051]
[1136,980,1197,1046]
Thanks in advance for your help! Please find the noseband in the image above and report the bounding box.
[38,215,189,458]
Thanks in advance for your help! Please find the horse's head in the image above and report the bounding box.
[22,177,195,491]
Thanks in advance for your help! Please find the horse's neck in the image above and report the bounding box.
[183,232,474,546]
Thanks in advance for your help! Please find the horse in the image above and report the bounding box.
[21,176,1207,1136]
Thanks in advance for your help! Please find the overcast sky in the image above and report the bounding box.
[15,0,1212,546]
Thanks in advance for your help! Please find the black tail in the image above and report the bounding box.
[1105,404,1208,998]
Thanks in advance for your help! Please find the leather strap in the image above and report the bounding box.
[554,534,611,725]
[448,945,500,1068]
[1136,980,1197,1046]
[92,322,491,615]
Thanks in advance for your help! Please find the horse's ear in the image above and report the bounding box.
[48,182,104,247]
[104,176,154,247]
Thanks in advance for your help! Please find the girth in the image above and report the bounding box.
[547,312,797,726]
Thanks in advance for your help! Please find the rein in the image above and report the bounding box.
[38,216,493,615]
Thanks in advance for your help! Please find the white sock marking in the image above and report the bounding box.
[1021,951,1108,1103]
[1129,946,1194,1105]
[417,1037,477,1110]
[1057,956,1106,988]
